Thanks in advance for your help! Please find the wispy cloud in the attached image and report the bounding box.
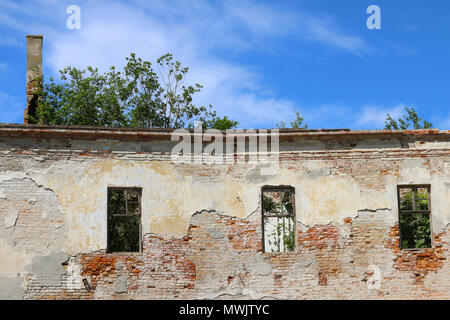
[0,36,24,48]
[436,113,450,129]
[0,0,373,128]
[278,104,408,130]
[302,15,372,56]
[0,91,24,123]
[382,41,417,56]
[355,105,405,129]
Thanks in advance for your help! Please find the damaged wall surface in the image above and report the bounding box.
[0,125,449,299]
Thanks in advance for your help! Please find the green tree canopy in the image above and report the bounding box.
[276,110,308,129]
[33,53,237,130]
[203,116,239,130]
[384,107,433,130]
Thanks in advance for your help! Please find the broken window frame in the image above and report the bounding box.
[107,187,142,253]
[397,184,433,250]
[261,186,296,253]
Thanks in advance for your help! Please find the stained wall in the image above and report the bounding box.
[0,128,448,299]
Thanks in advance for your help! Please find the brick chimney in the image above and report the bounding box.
[25,35,43,124]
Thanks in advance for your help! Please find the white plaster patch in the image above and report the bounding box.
[0,237,31,276]
[367,265,382,290]
[66,257,82,290]
[4,206,19,228]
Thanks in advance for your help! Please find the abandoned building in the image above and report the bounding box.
[0,35,449,300]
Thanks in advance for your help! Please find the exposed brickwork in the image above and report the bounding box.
[25,79,41,124]
[25,36,43,124]
[0,129,448,300]
[386,225,447,283]
[20,210,450,300]
[298,225,340,251]
[0,178,65,254]
[223,218,261,252]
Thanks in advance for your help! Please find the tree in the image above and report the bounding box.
[203,116,239,130]
[384,107,432,130]
[34,53,237,130]
[399,189,432,249]
[35,66,129,127]
[276,110,308,129]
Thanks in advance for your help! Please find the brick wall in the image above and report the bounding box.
[21,210,449,300]
[0,129,449,299]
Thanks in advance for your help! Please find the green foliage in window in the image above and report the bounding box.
[108,215,140,252]
[108,189,141,252]
[263,195,280,213]
[399,188,431,249]
[400,214,432,249]
[265,217,295,252]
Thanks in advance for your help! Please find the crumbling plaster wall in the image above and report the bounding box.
[10,157,450,254]
[0,134,449,299]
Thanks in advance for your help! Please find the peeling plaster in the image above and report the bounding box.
[0,177,66,255]
[0,276,24,300]
[4,206,19,228]
[0,133,448,299]
[1,153,447,254]
[25,251,69,287]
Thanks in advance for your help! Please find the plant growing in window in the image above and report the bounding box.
[397,185,432,249]
[262,187,296,253]
[107,188,142,253]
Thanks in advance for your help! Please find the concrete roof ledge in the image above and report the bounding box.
[0,123,447,142]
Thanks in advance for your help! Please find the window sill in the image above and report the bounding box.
[262,251,298,256]
[400,247,433,252]
[105,251,141,255]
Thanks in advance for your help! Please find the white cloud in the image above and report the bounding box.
[0,36,24,48]
[436,114,450,130]
[355,105,405,129]
[302,15,372,56]
[276,104,408,130]
[302,104,353,129]
[0,91,24,124]
[0,0,373,128]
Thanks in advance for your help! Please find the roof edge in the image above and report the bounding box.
[0,123,447,140]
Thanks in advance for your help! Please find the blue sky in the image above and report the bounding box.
[0,0,449,129]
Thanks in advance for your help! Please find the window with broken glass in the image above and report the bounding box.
[262,187,296,253]
[397,185,432,249]
[107,188,142,253]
